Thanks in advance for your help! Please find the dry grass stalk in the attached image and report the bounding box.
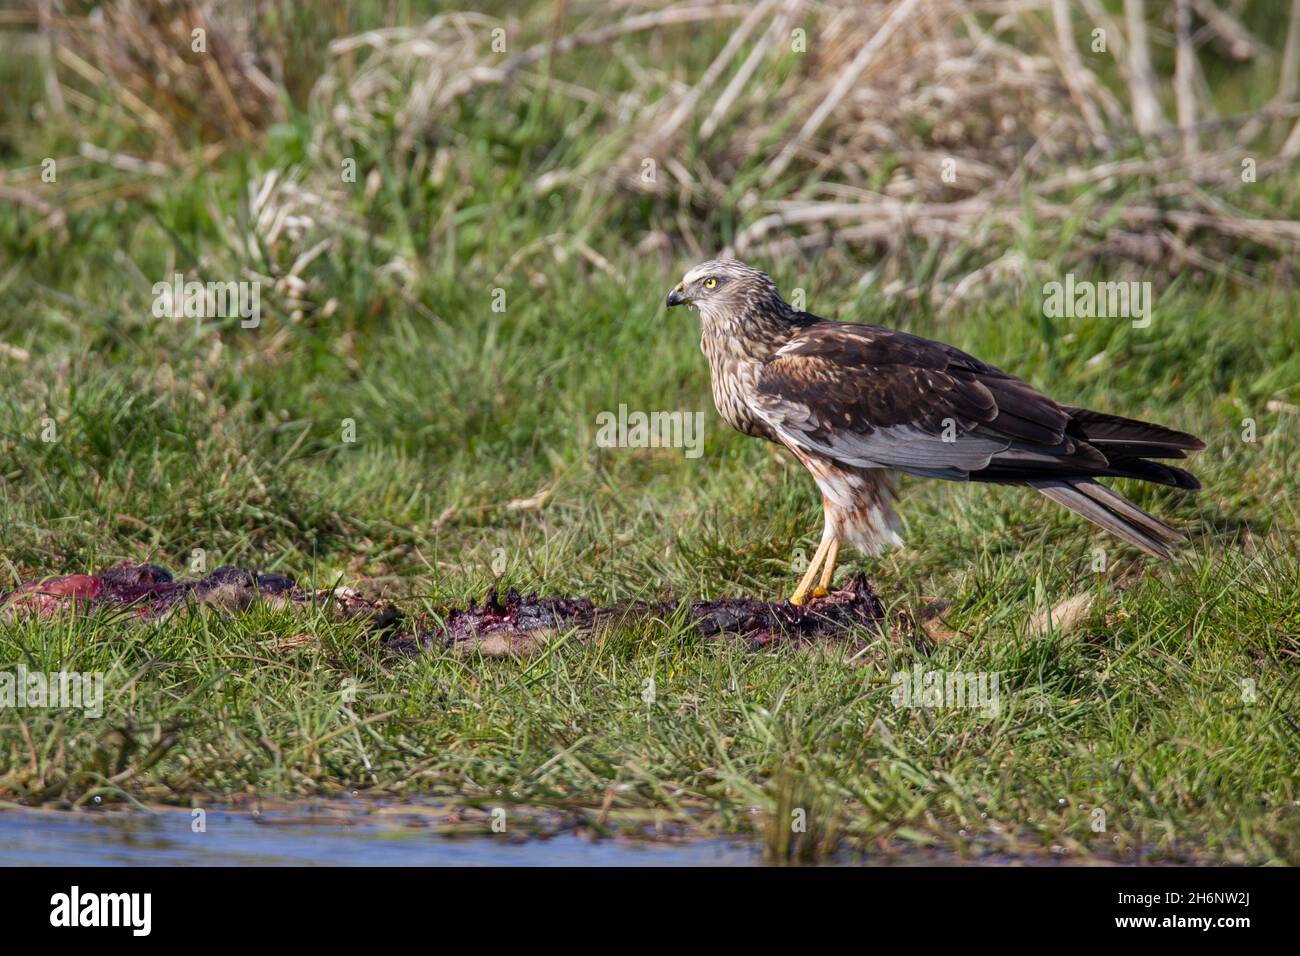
[1190,0,1260,61]
[1174,0,1199,159]
[35,0,283,156]
[1049,0,1109,152]
[1123,0,1168,136]
[1027,591,1095,638]
[18,0,1298,295]
[762,0,925,186]
[1280,0,1300,102]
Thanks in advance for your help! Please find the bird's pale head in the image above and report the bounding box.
[666,258,785,318]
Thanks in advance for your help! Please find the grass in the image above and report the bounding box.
[1,1,1298,864]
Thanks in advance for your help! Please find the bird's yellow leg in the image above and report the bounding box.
[812,538,840,599]
[790,531,834,606]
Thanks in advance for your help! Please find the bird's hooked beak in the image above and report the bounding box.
[666,283,686,307]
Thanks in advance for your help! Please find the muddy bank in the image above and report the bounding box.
[0,562,888,655]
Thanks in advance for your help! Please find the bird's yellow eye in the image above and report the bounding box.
[704,277,717,289]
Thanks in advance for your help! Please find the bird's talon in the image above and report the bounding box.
[810,586,829,600]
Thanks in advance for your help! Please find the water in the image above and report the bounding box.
[0,807,762,867]
[0,805,1179,866]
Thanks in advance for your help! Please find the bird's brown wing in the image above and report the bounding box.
[750,322,1107,480]
[752,321,1204,557]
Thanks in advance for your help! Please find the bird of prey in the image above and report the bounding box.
[666,259,1203,605]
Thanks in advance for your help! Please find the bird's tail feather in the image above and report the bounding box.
[1034,478,1186,559]
[1063,407,1204,458]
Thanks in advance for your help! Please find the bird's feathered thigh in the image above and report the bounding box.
[741,320,1203,558]
[786,446,904,555]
